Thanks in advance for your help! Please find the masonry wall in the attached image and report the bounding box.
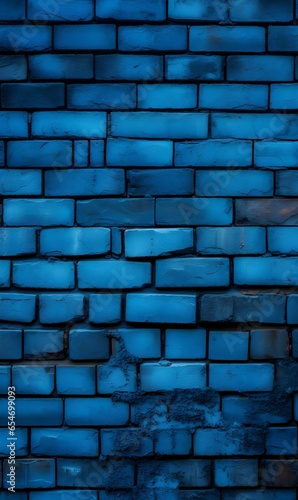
[0,0,298,498]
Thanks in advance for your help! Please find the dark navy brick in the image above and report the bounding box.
[194,428,264,456]
[175,140,252,167]
[24,329,64,359]
[13,261,74,289]
[0,111,27,137]
[65,397,129,426]
[45,169,124,196]
[138,83,197,109]
[199,84,268,110]
[28,0,94,21]
[0,55,26,80]
[98,364,137,393]
[287,295,298,324]
[210,364,274,391]
[112,112,207,139]
[54,24,115,50]
[227,56,293,82]
[126,293,196,324]
[223,395,291,425]
[169,0,223,21]
[0,428,27,457]
[0,366,10,393]
[261,460,298,487]
[96,55,163,81]
[156,257,229,288]
[40,228,110,256]
[222,491,295,500]
[209,331,249,361]
[269,228,298,255]
[3,459,55,489]
[155,429,192,455]
[234,257,298,286]
[101,428,153,457]
[96,0,166,20]
[0,0,25,20]
[116,328,161,358]
[68,83,136,110]
[89,294,121,324]
[141,362,206,391]
[236,199,298,226]
[119,26,186,51]
[215,459,258,488]
[166,56,224,81]
[2,83,64,109]
[77,199,154,227]
[30,55,93,80]
[12,366,54,395]
[156,198,233,226]
[251,329,289,359]
[0,293,36,323]
[125,228,193,258]
[190,26,265,53]
[0,330,22,360]
[0,26,51,52]
[271,84,298,109]
[0,169,41,196]
[269,27,298,51]
[4,199,74,226]
[138,459,211,488]
[229,0,293,22]
[127,169,194,196]
[107,138,172,166]
[32,111,106,138]
[196,227,266,255]
[69,329,109,360]
[39,295,84,324]
[255,142,298,167]
[0,261,10,288]
[266,427,297,455]
[78,260,151,289]
[8,140,72,167]
[276,171,298,196]
[165,328,206,359]
[32,428,98,457]
[196,170,273,197]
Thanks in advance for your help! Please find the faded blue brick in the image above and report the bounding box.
[4,398,63,426]
[0,330,22,360]
[116,328,161,358]
[0,366,10,393]
[196,227,266,255]
[0,55,26,80]
[69,329,109,360]
[175,140,252,167]
[155,429,192,456]
[0,0,25,20]
[250,329,289,359]
[125,228,193,258]
[96,0,166,20]
[65,397,129,426]
[222,395,291,425]
[30,492,97,500]
[98,364,137,393]
[39,294,84,324]
[165,329,206,359]
[271,84,298,109]
[74,140,88,167]
[209,364,274,392]
[68,84,136,110]
[13,261,75,289]
[24,329,64,359]
[200,84,268,110]
[89,294,121,324]
[96,55,163,81]
[138,84,197,109]
[141,363,206,391]
[90,140,104,166]
[54,24,115,50]
[0,26,51,52]
[222,491,296,500]
[112,227,122,256]
[209,331,249,361]
[0,261,10,288]
[4,199,74,226]
[107,138,172,167]
[194,428,264,456]
[77,199,154,227]
[32,111,106,138]
[169,0,223,20]
[156,257,230,288]
[2,83,65,109]
[30,55,93,80]
[287,295,298,324]
[236,199,298,225]
[12,366,54,395]
[127,169,194,196]
[0,111,27,137]
[0,293,36,323]
[166,55,224,81]
[190,26,265,53]
[234,257,298,286]
[227,56,293,82]
[156,198,232,226]
[255,142,298,168]
[45,169,124,196]
[0,169,41,195]
[8,140,72,167]
[126,293,196,324]
[119,25,187,51]
[0,428,28,457]
[78,260,151,289]
[196,170,273,197]
[31,428,98,457]
[269,27,298,51]
[101,428,153,457]
[276,171,298,196]
[28,0,94,21]
[229,0,293,22]
[138,459,211,488]
[57,366,96,395]
[40,228,110,256]
[214,459,258,488]
[3,459,55,489]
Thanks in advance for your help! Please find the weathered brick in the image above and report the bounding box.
[156,257,229,288]
[166,55,224,81]
[250,330,289,359]
[125,228,193,258]
[209,364,274,391]
[197,227,266,255]
[236,199,298,226]
[96,0,166,20]
[119,25,186,51]
[227,56,293,82]
[190,26,265,53]
[200,84,268,110]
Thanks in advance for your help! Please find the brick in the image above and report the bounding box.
[115,328,161,358]
[0,428,28,457]
[138,460,211,487]
[223,395,291,425]
[270,84,298,109]
[194,428,264,456]
[78,260,151,289]
[293,330,298,356]
[168,0,223,21]
[39,294,84,325]
[0,0,25,20]
[0,261,10,287]
[0,55,26,80]
[138,83,197,109]
[201,293,286,324]
[276,171,298,196]
[65,398,129,426]
[287,295,298,324]
[107,138,172,166]
[266,427,297,455]
[4,199,74,226]
[68,83,136,110]
[156,198,233,226]
[89,294,121,324]
[196,227,266,255]
[0,293,36,323]
[236,199,298,225]
[155,429,192,455]
[32,111,106,138]
[222,491,296,500]
[175,140,252,167]
[24,329,64,359]
[214,459,258,487]
[125,228,193,258]
[30,492,97,500]
[165,329,206,359]
[12,366,54,395]
[0,111,28,138]
[234,257,298,285]
[40,228,110,257]
[199,84,268,110]
[98,364,137,393]
[3,459,55,489]
[190,26,265,52]
[255,141,298,167]
[213,113,298,140]
[251,329,289,359]
[210,363,274,392]
[156,257,229,288]
[166,55,224,81]
[0,330,22,360]
[13,261,75,289]
[209,331,249,361]
[69,329,109,360]
[111,228,122,256]
[229,0,293,22]
[54,24,115,50]
[28,0,94,21]
[119,25,186,51]
[196,170,273,197]
[96,55,162,81]
[0,366,10,393]
[96,0,166,20]
[5,398,63,426]
[90,140,104,166]
[269,26,298,52]
[57,459,134,488]
[227,56,293,82]
[0,169,41,196]
[127,169,193,196]
[140,362,206,391]
[57,366,95,395]
[77,199,154,227]
[0,26,51,52]
[45,169,124,196]
[101,428,153,457]
[2,83,64,109]
[29,55,93,80]
[32,428,98,457]
[126,293,196,324]
[261,460,298,487]
[8,140,72,167]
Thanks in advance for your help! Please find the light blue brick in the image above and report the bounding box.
[0,261,10,288]
[96,0,166,20]
[107,138,172,166]
[12,366,54,395]
[96,55,162,81]
[138,84,197,109]
[68,84,136,110]
[234,257,298,286]
[57,366,95,395]
[190,26,265,52]
[196,227,266,255]
[287,295,298,324]
[40,228,110,256]
[31,428,98,457]
[266,427,297,455]
[196,170,273,197]
[227,56,293,82]
[98,364,137,393]
[0,55,26,80]
[168,0,223,20]
[8,140,72,167]
[214,459,258,487]
[101,428,153,457]
[194,428,264,456]
[39,295,84,324]
[119,25,186,51]
[0,0,25,20]
[140,362,206,391]
[0,428,28,457]
[0,111,27,137]
[112,227,122,256]
[276,171,298,196]
[269,26,298,51]
[0,293,36,323]
[0,169,41,195]
[127,169,194,196]
[65,397,129,426]
[30,54,93,80]
[255,142,298,167]
[69,329,109,360]
[24,329,64,359]
[0,330,22,360]
[156,257,230,288]
[126,293,196,324]
[32,111,106,138]
[175,140,252,167]
[116,328,161,358]
[0,366,10,393]
[2,83,65,109]
[271,84,298,109]
[3,459,55,489]
[165,329,206,359]
[156,198,233,226]
[0,26,51,52]
[28,0,94,21]
[4,199,74,226]
[125,228,193,258]
[45,169,124,196]
[13,260,74,289]
[166,55,224,81]
[200,84,268,110]
[209,364,274,391]
[112,112,207,139]
[229,0,293,21]
[209,331,249,361]
[77,199,154,227]
[78,261,151,289]
[55,24,115,50]
[89,294,121,324]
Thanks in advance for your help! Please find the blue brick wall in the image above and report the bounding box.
[0,0,297,497]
